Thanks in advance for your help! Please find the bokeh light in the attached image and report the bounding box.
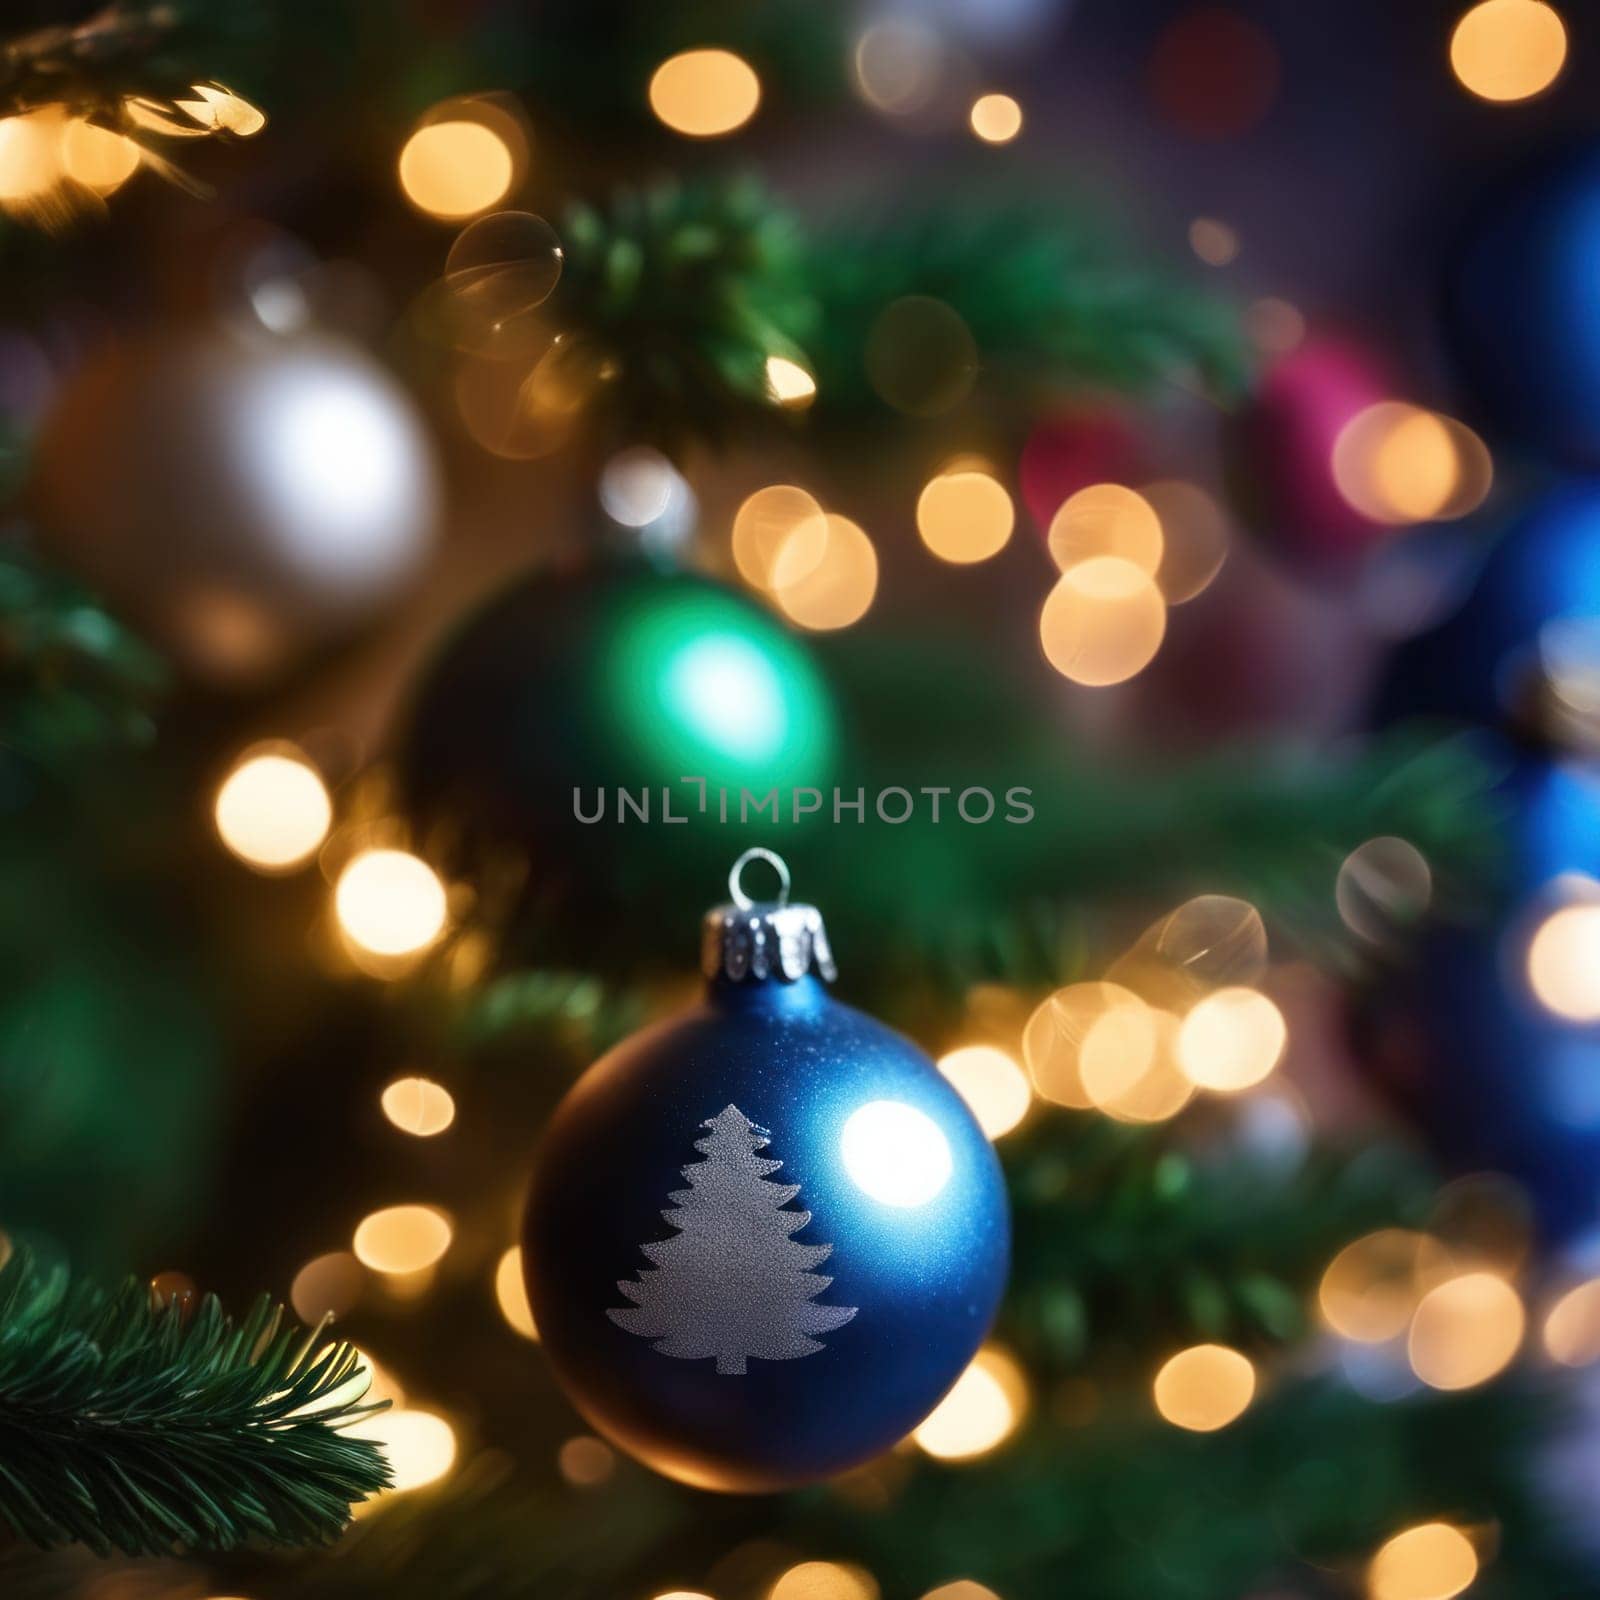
[937,1045,1032,1139]
[854,19,944,115]
[380,1076,456,1137]
[1337,836,1434,943]
[0,111,65,207]
[1333,403,1493,525]
[1023,982,1150,1109]
[1141,480,1231,603]
[1039,556,1168,686]
[649,50,761,138]
[772,513,878,630]
[1368,1522,1479,1600]
[1079,1004,1193,1122]
[769,1561,880,1600]
[840,1100,954,1208]
[1527,902,1600,1021]
[1408,1271,1524,1389]
[1152,1344,1257,1431]
[917,470,1015,564]
[60,119,140,193]
[732,484,829,592]
[912,1346,1027,1459]
[1319,1230,1439,1344]
[495,1246,539,1340]
[1244,296,1307,354]
[1544,1279,1600,1366]
[969,94,1023,144]
[1047,483,1164,574]
[352,1205,453,1274]
[920,1586,1001,1600]
[1176,987,1287,1092]
[171,82,266,136]
[766,355,818,409]
[215,747,333,873]
[444,210,563,331]
[654,1593,716,1600]
[335,849,449,959]
[350,1407,457,1494]
[399,119,515,220]
[291,1251,364,1323]
[1449,0,1566,103]
[558,1434,616,1486]
[599,447,683,528]
[1188,217,1239,266]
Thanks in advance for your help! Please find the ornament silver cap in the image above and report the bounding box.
[702,848,836,984]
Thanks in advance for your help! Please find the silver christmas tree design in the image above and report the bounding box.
[608,1104,857,1375]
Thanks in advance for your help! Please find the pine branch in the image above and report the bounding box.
[0,1248,390,1557]
[1001,1115,1436,1368]
[543,177,1245,451]
[0,540,166,765]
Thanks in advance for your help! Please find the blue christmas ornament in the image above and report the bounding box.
[1376,482,1600,728]
[1445,145,1600,466]
[1373,743,1600,1242]
[523,848,1010,1491]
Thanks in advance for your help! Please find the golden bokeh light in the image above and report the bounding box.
[1176,987,1287,1093]
[1244,296,1307,354]
[1450,0,1566,103]
[1368,1522,1479,1600]
[0,110,65,207]
[1141,480,1230,603]
[380,1076,456,1137]
[772,512,878,631]
[60,119,140,193]
[495,1246,539,1340]
[654,1593,716,1600]
[937,1045,1032,1139]
[731,484,830,592]
[1047,483,1164,574]
[1078,1004,1193,1123]
[969,93,1023,144]
[350,1407,458,1494]
[1333,403,1492,526]
[557,1434,616,1486]
[1039,556,1167,686]
[769,1561,879,1600]
[335,849,449,959]
[1152,1344,1257,1432]
[649,49,761,138]
[1023,982,1150,1109]
[398,120,514,220]
[1527,902,1600,1021]
[917,470,1015,564]
[171,82,267,136]
[1188,217,1240,266]
[290,1251,364,1324]
[352,1205,453,1275]
[766,355,817,409]
[912,1345,1027,1461]
[214,747,333,873]
[921,1585,1001,1600]
[1544,1279,1600,1367]
[1319,1230,1439,1345]
[1408,1271,1525,1389]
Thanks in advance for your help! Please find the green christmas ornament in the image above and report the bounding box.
[398,561,837,961]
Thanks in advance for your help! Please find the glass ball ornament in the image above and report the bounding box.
[1444,143,1600,468]
[523,850,1010,1490]
[31,323,440,683]
[396,562,837,962]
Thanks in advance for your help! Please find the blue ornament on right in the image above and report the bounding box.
[1376,481,1600,728]
[1369,745,1600,1244]
[1445,145,1600,467]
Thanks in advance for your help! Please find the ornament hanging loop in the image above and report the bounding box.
[729,847,791,910]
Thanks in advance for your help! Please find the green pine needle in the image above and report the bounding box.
[0,1248,390,1557]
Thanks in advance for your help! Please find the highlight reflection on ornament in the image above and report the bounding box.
[840,1100,954,1208]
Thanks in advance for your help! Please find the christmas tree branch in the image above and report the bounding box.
[0,541,167,765]
[0,1247,389,1557]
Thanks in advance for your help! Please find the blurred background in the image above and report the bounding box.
[6,1,1600,1597]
